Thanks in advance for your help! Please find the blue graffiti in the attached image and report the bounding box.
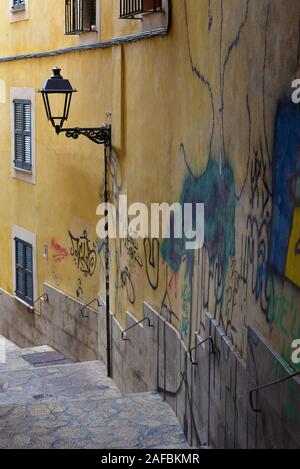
[270,100,300,277]
[161,158,236,289]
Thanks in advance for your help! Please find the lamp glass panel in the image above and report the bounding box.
[47,93,69,122]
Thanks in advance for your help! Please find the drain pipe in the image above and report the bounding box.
[104,144,112,378]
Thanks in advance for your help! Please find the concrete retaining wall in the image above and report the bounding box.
[98,298,300,449]
[0,284,98,362]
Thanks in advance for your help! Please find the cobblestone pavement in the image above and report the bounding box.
[0,336,189,449]
[0,393,189,449]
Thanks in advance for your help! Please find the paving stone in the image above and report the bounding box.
[0,336,189,449]
[0,392,189,449]
[0,360,121,405]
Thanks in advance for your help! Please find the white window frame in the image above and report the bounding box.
[0,79,6,104]
[10,88,36,185]
[9,0,29,22]
[12,225,37,309]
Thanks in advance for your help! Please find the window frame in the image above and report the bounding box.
[10,88,36,185]
[9,0,28,23]
[65,0,97,35]
[14,237,34,307]
[13,98,32,172]
[12,225,37,309]
[11,0,26,12]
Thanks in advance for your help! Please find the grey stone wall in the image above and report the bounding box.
[0,284,98,362]
[98,297,300,449]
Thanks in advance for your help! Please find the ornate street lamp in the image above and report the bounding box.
[39,67,111,147]
[39,68,112,377]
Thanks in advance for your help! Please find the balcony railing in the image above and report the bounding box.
[65,0,96,35]
[120,0,162,19]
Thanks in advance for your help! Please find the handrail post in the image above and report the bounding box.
[27,293,49,314]
[189,336,216,366]
[249,370,300,413]
[80,298,101,318]
[121,317,154,342]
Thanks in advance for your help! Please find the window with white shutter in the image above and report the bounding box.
[13,99,32,172]
[15,237,34,306]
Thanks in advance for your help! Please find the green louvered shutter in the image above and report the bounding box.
[14,100,32,172]
[15,239,24,299]
[15,238,34,306]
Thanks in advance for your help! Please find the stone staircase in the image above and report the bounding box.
[0,336,189,449]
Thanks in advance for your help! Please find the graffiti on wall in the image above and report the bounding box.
[160,156,236,341]
[270,101,300,289]
[51,239,68,263]
[144,238,160,291]
[69,230,97,277]
[90,1,300,381]
[158,0,300,359]
[76,278,84,299]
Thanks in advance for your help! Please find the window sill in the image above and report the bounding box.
[13,166,32,175]
[11,6,26,12]
[65,29,98,36]
[9,3,29,23]
[14,295,34,311]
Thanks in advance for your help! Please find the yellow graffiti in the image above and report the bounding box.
[286,207,300,287]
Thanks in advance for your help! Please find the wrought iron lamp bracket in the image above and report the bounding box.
[56,124,111,147]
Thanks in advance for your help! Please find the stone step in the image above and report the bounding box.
[0,392,189,449]
[0,337,190,449]
[0,360,120,405]
[0,335,21,353]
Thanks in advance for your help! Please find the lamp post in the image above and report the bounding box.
[39,67,112,378]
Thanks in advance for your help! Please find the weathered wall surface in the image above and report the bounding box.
[104,0,300,374]
[98,300,300,449]
[0,0,142,57]
[0,48,113,306]
[98,0,300,446]
[0,284,98,362]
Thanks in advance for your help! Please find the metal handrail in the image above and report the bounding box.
[122,317,154,342]
[80,298,101,318]
[189,336,216,365]
[27,293,49,314]
[250,370,300,413]
[160,305,180,324]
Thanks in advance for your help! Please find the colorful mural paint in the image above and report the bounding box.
[270,101,300,289]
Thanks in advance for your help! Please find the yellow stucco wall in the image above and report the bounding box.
[0,0,141,58]
[0,0,299,372]
[0,48,112,304]
[0,0,76,56]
